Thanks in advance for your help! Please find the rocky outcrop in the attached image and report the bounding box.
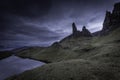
[112,2,120,16]
[81,26,92,37]
[111,2,120,28]
[103,11,112,32]
[72,23,77,34]
[60,23,92,42]
[101,2,120,35]
[72,23,92,37]
[72,22,82,37]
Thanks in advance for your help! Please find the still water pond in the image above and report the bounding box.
[0,55,45,80]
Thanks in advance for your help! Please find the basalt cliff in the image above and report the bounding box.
[101,2,120,35]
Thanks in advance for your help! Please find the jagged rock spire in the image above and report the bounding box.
[103,11,111,31]
[72,22,77,34]
[101,2,120,35]
[113,2,120,15]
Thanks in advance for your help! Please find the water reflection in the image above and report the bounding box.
[0,56,45,80]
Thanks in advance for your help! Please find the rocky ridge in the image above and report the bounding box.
[101,2,120,35]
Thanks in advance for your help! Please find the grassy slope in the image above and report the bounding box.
[6,27,120,80]
[15,27,120,63]
[6,60,120,80]
[15,37,96,62]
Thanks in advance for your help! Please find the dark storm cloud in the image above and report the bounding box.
[0,0,52,31]
[0,24,60,41]
[0,0,120,50]
[0,17,61,50]
[0,0,52,17]
[43,0,119,32]
[0,0,59,50]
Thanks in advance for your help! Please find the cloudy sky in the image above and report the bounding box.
[0,0,119,50]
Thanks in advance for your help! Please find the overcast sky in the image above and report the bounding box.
[0,0,119,50]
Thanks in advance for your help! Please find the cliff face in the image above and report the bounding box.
[101,2,120,35]
[102,11,112,32]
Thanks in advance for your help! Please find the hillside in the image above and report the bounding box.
[6,2,120,80]
[14,25,93,63]
[6,26,120,80]
[14,21,120,63]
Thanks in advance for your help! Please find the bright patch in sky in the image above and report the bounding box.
[87,22,103,32]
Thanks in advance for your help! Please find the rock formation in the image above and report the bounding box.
[102,11,112,32]
[72,23,77,34]
[71,22,92,37]
[63,2,120,39]
[81,26,92,37]
[60,23,92,42]
[72,22,81,37]
[113,2,120,16]
[101,2,120,35]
